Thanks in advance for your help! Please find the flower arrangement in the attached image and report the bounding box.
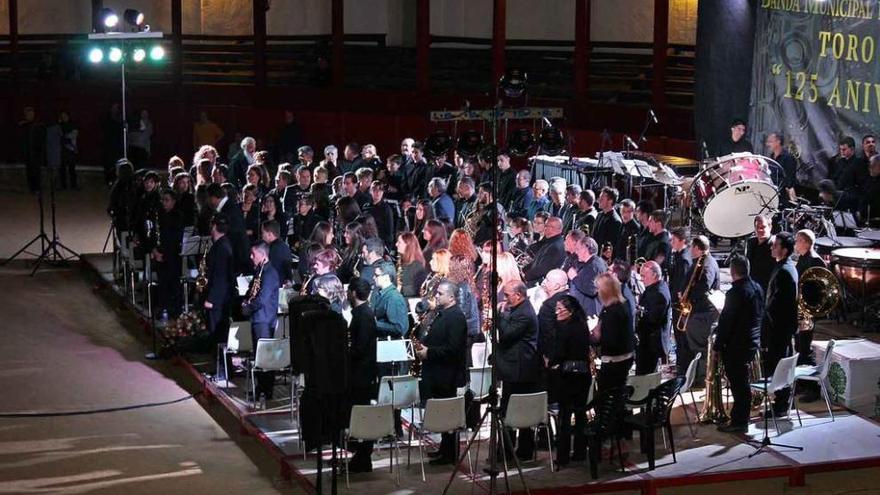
[164,311,207,341]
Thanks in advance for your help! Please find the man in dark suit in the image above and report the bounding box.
[454,177,477,229]
[522,217,566,286]
[614,199,641,264]
[345,278,379,473]
[537,270,569,404]
[205,215,235,350]
[366,181,396,249]
[243,242,280,405]
[794,229,826,402]
[746,214,775,292]
[496,281,542,460]
[636,261,671,375]
[668,227,693,368]
[681,235,721,382]
[472,182,506,246]
[715,255,763,433]
[560,184,582,233]
[568,236,608,317]
[404,142,430,199]
[643,210,672,275]
[507,170,534,219]
[260,220,292,287]
[415,280,468,465]
[207,183,250,274]
[592,187,623,257]
[763,232,799,417]
[573,190,599,235]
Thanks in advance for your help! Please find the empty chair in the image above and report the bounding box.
[675,351,702,438]
[345,404,400,487]
[506,391,554,471]
[376,375,421,464]
[248,338,291,410]
[585,385,632,480]
[750,353,800,432]
[625,377,685,470]
[413,396,468,482]
[792,340,837,424]
[216,321,253,387]
[626,372,662,411]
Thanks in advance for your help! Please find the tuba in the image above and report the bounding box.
[797,266,840,332]
[699,334,730,424]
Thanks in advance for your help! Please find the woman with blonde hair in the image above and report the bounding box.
[449,228,479,264]
[395,232,428,297]
[415,249,451,336]
[592,272,635,395]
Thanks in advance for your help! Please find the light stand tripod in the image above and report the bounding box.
[747,349,802,458]
[3,165,80,275]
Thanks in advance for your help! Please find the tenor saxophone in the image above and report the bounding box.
[195,240,210,292]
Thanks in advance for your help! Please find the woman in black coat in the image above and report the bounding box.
[550,295,592,467]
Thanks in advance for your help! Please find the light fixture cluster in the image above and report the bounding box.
[88,45,165,64]
[98,8,148,33]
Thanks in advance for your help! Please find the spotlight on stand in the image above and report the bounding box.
[124,9,145,28]
[507,128,535,157]
[132,48,146,63]
[456,129,484,160]
[499,68,528,99]
[88,47,104,64]
[538,126,565,156]
[424,130,453,161]
[99,8,119,30]
[108,46,123,63]
[150,45,165,61]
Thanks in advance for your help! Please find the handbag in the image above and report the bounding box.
[561,360,590,374]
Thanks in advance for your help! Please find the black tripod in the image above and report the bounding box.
[3,167,79,275]
[747,350,802,458]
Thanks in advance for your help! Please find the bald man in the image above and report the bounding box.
[636,261,670,375]
[523,217,566,286]
[537,270,570,405]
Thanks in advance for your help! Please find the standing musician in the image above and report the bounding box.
[763,232,799,418]
[261,220,292,287]
[472,182,506,246]
[359,237,396,289]
[573,190,598,234]
[206,182,251,274]
[746,214,775,291]
[560,229,586,272]
[522,217,566,286]
[642,210,672,274]
[415,281,468,465]
[496,281,542,461]
[680,235,721,382]
[305,248,342,294]
[152,189,184,318]
[366,181,396,249]
[394,233,428,297]
[592,187,623,260]
[507,170,535,219]
[560,184,582,233]
[345,278,379,473]
[369,263,409,340]
[765,132,798,209]
[537,270,571,406]
[720,118,753,156]
[668,227,693,368]
[204,215,235,349]
[635,261,671,375]
[714,255,764,433]
[243,243,280,406]
[568,236,608,317]
[590,273,636,396]
[793,229,825,402]
[415,249,451,338]
[615,199,641,264]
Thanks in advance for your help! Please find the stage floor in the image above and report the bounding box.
[78,252,880,495]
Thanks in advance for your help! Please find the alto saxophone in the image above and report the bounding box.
[396,255,403,292]
[299,273,315,296]
[195,240,210,292]
[243,263,265,309]
[480,268,492,334]
[410,330,423,378]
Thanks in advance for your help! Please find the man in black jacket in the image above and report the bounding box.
[152,190,184,318]
[793,229,825,402]
[615,199,641,263]
[207,183,250,274]
[681,235,721,382]
[415,281,468,465]
[668,227,692,368]
[522,217,566,286]
[345,278,379,472]
[366,181,396,249]
[746,214,775,292]
[643,210,672,274]
[244,243,281,405]
[592,187,623,257]
[506,170,534,219]
[763,232,799,416]
[260,220,292,287]
[715,255,763,433]
[496,281,542,460]
[205,215,235,348]
[636,261,670,375]
[537,270,570,403]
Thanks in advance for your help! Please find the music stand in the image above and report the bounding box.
[833,210,858,231]
[376,338,414,406]
[179,234,208,313]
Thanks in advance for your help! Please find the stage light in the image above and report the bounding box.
[149,45,165,61]
[499,68,528,99]
[132,48,146,63]
[88,47,104,64]
[424,130,453,160]
[100,8,119,29]
[108,47,123,63]
[124,9,145,27]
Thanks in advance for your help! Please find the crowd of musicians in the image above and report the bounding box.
[107,129,850,473]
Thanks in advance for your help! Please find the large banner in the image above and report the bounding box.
[750,0,880,181]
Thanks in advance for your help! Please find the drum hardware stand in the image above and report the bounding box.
[747,349,803,458]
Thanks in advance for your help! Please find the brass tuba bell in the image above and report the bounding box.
[797,266,840,332]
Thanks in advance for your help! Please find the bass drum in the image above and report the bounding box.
[831,248,880,297]
[690,153,778,239]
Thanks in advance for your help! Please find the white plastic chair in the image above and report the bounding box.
[247,338,291,410]
[216,321,253,387]
[414,396,468,482]
[792,340,837,424]
[345,404,400,487]
[506,391,554,472]
[750,353,800,432]
[675,352,702,438]
[469,367,493,401]
[376,375,421,465]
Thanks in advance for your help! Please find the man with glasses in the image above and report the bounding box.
[528,180,551,220]
[507,169,534,219]
[368,262,408,340]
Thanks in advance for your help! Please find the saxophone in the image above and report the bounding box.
[410,330,422,378]
[396,255,403,292]
[464,202,483,237]
[675,254,705,332]
[417,274,442,338]
[243,262,265,309]
[299,273,315,296]
[699,333,729,424]
[480,268,492,334]
[195,240,210,292]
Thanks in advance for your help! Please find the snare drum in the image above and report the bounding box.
[690,153,778,238]
[831,247,880,297]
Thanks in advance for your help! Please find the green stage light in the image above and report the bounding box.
[132,48,146,63]
[108,47,123,63]
[149,45,165,61]
[88,47,104,64]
